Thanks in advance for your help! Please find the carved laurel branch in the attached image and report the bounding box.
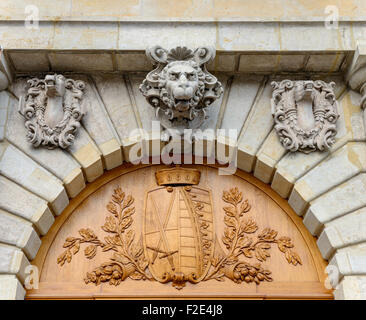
[204,187,302,284]
[57,187,151,286]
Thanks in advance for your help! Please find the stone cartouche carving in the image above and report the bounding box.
[271,80,339,153]
[139,46,223,134]
[19,74,86,149]
[57,168,301,289]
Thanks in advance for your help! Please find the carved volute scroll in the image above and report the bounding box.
[271,80,339,153]
[18,74,86,149]
[139,46,224,134]
[57,167,302,290]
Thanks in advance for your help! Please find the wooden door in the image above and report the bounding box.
[27,164,333,300]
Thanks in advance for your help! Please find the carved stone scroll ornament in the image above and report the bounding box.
[57,168,301,290]
[271,80,339,153]
[18,74,86,149]
[139,46,224,134]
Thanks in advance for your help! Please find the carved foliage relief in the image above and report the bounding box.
[19,74,86,149]
[139,46,223,133]
[57,168,302,290]
[271,80,339,153]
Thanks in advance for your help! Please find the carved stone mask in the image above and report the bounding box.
[19,74,86,149]
[139,46,223,134]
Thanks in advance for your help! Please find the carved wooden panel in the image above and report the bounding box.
[27,165,332,299]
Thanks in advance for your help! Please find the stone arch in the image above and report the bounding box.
[0,62,366,299]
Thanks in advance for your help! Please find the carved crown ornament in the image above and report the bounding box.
[139,46,224,134]
[271,80,339,153]
[18,74,86,149]
[57,167,302,290]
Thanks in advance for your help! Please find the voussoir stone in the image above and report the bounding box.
[0,142,68,216]
[0,209,41,260]
[288,142,366,216]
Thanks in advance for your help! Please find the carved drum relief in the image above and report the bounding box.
[271,80,339,153]
[18,74,86,149]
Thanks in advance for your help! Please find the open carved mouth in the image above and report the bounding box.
[174,98,191,110]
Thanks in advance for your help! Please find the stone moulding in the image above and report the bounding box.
[18,74,86,149]
[271,80,339,153]
[139,46,224,134]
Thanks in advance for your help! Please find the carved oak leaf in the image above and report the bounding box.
[79,228,97,241]
[205,187,302,285]
[57,186,152,286]
[285,250,302,266]
[254,243,271,262]
[240,218,258,234]
[84,245,97,259]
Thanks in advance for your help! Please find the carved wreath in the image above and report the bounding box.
[19,74,86,149]
[271,80,339,153]
[58,186,301,289]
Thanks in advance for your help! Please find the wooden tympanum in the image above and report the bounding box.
[28,165,331,299]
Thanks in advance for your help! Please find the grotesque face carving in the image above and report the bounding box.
[139,46,223,133]
[159,61,205,112]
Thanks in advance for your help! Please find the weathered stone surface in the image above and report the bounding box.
[271,79,339,153]
[49,53,114,71]
[330,245,366,280]
[67,127,103,183]
[334,275,366,300]
[0,142,69,216]
[305,53,346,72]
[237,81,273,172]
[18,74,87,150]
[271,80,356,198]
[289,142,366,216]
[0,91,9,142]
[9,52,49,72]
[5,85,85,198]
[318,207,366,259]
[76,75,122,170]
[0,244,29,283]
[0,209,41,260]
[0,175,54,235]
[116,53,152,72]
[92,74,140,162]
[254,129,286,184]
[0,275,25,300]
[219,75,262,133]
[1,1,366,22]
[306,175,366,236]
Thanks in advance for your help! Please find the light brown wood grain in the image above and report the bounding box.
[27,163,333,300]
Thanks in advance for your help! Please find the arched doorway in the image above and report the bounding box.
[26,164,332,299]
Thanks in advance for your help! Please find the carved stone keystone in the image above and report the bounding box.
[271,80,339,153]
[139,46,223,134]
[19,74,86,149]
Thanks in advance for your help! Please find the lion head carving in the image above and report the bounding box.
[139,46,223,133]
